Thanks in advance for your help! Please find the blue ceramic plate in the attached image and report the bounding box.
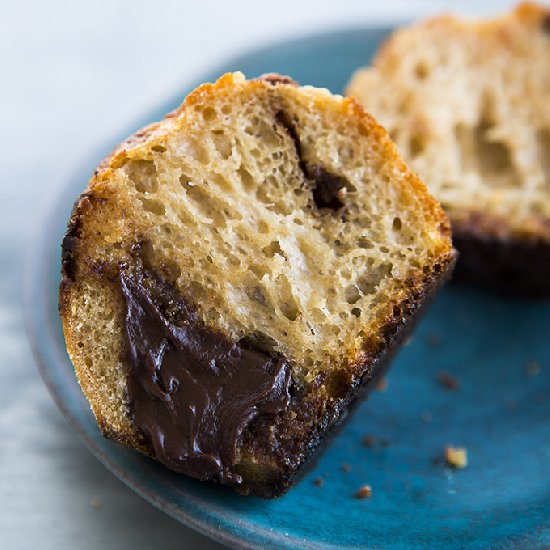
[25,26,550,549]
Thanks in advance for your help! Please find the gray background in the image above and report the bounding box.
[1,1,541,548]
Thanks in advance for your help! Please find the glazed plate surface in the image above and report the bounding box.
[26,26,550,549]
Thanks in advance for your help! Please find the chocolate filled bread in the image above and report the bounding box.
[59,72,455,497]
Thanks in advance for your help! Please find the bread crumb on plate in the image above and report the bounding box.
[525,361,541,377]
[445,446,468,469]
[437,371,460,390]
[354,485,372,499]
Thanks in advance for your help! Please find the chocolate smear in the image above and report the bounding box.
[120,269,291,485]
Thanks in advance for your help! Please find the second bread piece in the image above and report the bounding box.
[347,3,550,296]
[60,72,455,497]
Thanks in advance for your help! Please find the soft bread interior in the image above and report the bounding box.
[61,73,452,449]
[347,4,550,238]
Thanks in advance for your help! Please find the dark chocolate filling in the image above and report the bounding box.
[275,109,347,211]
[309,166,346,210]
[120,269,291,485]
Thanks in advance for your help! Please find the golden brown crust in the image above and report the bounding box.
[369,2,550,72]
[60,72,454,496]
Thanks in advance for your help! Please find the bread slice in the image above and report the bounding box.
[60,72,454,497]
[347,3,550,296]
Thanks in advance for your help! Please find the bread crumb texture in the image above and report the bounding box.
[347,3,550,239]
[60,72,452,461]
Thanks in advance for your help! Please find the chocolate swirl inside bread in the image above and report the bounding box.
[121,266,291,485]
